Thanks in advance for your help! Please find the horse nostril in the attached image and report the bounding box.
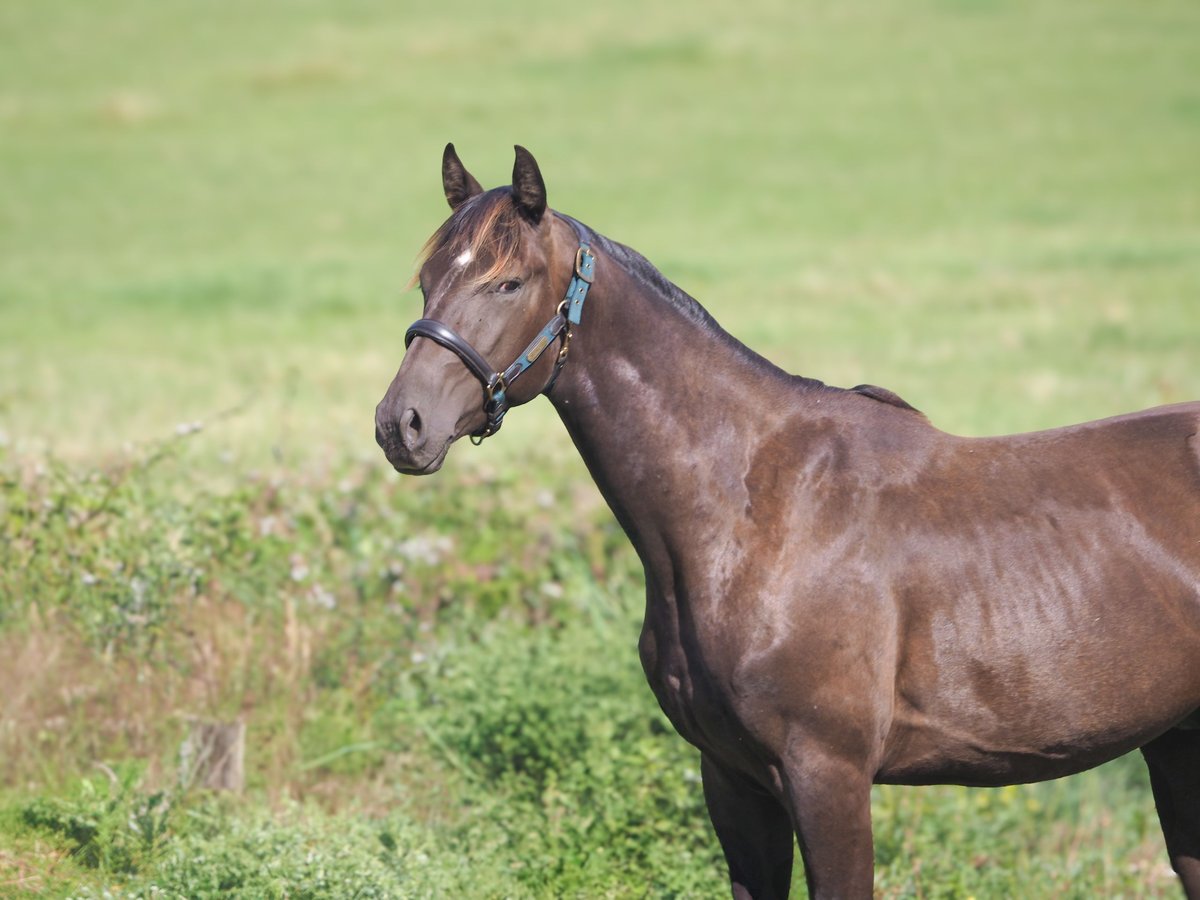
[401,408,423,449]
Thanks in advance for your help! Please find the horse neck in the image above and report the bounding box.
[547,241,806,579]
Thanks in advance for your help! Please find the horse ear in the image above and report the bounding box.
[511,145,547,223]
[442,143,483,211]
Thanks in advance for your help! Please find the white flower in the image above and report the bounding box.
[310,584,336,610]
[129,576,147,609]
[290,556,309,582]
[395,534,453,566]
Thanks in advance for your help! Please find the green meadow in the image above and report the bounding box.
[2,0,1198,896]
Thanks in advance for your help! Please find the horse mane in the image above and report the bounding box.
[849,383,923,414]
[413,190,723,334]
[414,198,915,412]
[574,224,722,331]
[412,187,526,289]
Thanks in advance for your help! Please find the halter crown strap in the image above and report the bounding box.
[403,216,595,442]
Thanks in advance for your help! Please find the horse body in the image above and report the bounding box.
[375,145,1200,898]
[876,406,1200,786]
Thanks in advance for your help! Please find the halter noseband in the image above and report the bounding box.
[404,217,595,444]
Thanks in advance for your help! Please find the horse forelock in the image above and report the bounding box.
[411,188,525,290]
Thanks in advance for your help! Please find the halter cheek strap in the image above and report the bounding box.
[404,217,595,443]
[564,238,595,326]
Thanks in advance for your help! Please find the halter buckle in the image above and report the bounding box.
[574,244,595,283]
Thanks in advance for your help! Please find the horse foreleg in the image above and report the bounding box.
[1142,728,1200,898]
[701,754,796,899]
[782,748,875,900]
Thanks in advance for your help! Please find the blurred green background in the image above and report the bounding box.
[4,0,1197,462]
[1,0,1198,896]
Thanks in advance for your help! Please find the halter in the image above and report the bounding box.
[404,216,595,444]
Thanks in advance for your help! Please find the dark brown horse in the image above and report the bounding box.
[375,145,1200,899]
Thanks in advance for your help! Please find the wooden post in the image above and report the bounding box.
[180,719,245,792]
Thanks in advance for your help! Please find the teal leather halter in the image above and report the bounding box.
[404,216,595,443]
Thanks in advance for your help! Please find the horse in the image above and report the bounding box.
[374,144,1200,899]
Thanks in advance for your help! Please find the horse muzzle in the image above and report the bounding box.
[374,400,456,475]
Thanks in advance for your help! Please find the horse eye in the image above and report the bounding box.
[496,279,522,294]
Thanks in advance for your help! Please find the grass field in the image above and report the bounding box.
[2,0,1199,896]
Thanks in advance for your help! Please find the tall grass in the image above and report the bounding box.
[0,442,1179,896]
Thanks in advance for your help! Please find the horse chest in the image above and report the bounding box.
[637,602,751,757]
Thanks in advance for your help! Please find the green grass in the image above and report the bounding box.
[2,0,1198,896]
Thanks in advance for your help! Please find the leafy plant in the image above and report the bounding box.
[20,765,170,874]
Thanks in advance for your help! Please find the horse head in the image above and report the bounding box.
[375,144,590,474]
